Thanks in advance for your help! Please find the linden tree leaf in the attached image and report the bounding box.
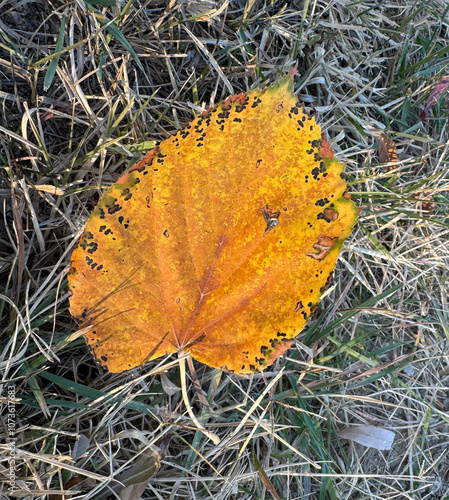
[68,74,358,373]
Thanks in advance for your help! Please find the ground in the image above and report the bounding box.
[0,1,448,499]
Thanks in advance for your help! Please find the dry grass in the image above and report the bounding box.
[1,0,449,499]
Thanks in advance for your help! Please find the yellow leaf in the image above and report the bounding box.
[69,75,358,373]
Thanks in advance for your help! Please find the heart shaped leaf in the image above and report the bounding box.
[69,75,358,373]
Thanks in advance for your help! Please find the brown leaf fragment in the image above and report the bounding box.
[415,194,436,216]
[306,236,338,260]
[422,199,436,216]
[374,131,399,172]
[420,76,449,121]
[253,450,281,500]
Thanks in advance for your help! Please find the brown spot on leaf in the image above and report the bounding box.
[319,133,334,158]
[108,203,123,215]
[305,236,338,260]
[222,92,246,111]
[324,208,339,221]
[129,146,159,173]
[294,300,304,312]
[266,337,294,365]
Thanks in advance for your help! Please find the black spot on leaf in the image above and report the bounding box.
[108,203,123,215]
[87,242,98,254]
[311,167,320,180]
[315,198,329,207]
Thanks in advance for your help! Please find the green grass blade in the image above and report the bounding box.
[43,15,66,90]
[38,371,159,413]
[304,284,403,345]
[86,5,144,71]
[84,0,117,5]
